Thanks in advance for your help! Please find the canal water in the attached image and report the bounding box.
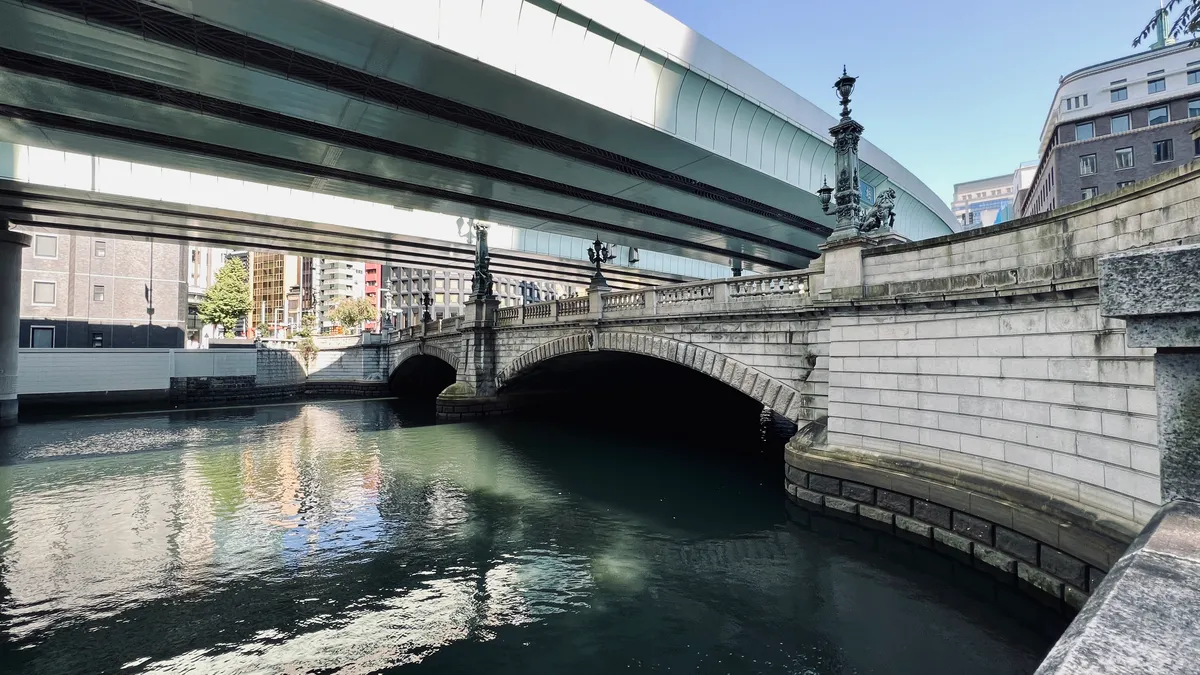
[0,400,1067,674]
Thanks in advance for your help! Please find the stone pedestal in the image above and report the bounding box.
[867,230,909,247]
[1100,243,1200,502]
[587,271,610,292]
[0,224,30,426]
[818,235,869,301]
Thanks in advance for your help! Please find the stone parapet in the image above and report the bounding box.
[1035,501,1200,674]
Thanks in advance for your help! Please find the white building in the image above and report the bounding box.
[315,259,365,330]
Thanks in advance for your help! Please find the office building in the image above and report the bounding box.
[951,162,1038,229]
[951,174,1017,230]
[380,265,580,330]
[1022,41,1200,217]
[20,228,187,348]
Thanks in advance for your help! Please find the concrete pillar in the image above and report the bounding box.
[0,223,30,426]
[1100,243,1200,502]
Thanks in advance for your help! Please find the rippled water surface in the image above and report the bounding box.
[0,400,1066,674]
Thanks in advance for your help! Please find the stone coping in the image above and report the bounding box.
[1035,500,1200,674]
[785,468,1103,609]
[862,160,1200,259]
[0,227,32,247]
[1099,242,1200,319]
[786,443,1136,569]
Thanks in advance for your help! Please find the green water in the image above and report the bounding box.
[0,400,1066,674]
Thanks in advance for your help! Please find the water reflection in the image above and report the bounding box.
[0,401,1065,674]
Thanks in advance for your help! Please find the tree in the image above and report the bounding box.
[296,313,319,371]
[328,297,378,334]
[198,257,252,336]
[1135,1,1199,47]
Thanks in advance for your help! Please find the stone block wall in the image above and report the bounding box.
[255,349,306,386]
[815,162,1200,534]
[307,346,383,383]
[169,375,258,405]
[825,298,1157,532]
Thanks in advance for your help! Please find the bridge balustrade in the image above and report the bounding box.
[496,306,519,327]
[601,290,646,311]
[387,270,811,339]
[557,297,591,316]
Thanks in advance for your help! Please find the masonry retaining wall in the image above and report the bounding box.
[812,162,1200,541]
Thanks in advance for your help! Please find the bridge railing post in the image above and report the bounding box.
[588,289,605,321]
[644,289,657,315]
[549,300,558,322]
[712,280,728,305]
[518,305,526,325]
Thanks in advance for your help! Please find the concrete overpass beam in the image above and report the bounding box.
[0,222,31,426]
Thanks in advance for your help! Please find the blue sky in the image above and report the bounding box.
[647,0,1164,205]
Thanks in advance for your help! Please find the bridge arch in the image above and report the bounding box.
[496,331,805,422]
[390,342,460,375]
[388,342,460,399]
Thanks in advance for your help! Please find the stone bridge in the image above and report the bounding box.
[384,271,823,423]
[375,162,1200,633]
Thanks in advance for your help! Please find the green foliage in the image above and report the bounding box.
[328,297,378,333]
[198,257,252,335]
[296,312,319,370]
[297,336,319,371]
[1134,1,1199,47]
[297,313,317,338]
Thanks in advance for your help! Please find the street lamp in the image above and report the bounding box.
[820,67,897,241]
[817,177,833,213]
[465,218,495,301]
[421,291,433,323]
[587,237,615,290]
[382,288,395,330]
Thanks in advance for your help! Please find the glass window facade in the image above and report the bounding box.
[93,285,104,302]
[1111,87,1127,102]
[1115,147,1135,170]
[30,327,54,348]
[1190,70,1200,85]
[1190,99,1200,118]
[1075,122,1094,141]
[1148,78,1166,94]
[33,234,57,258]
[1111,114,1130,134]
[32,281,55,305]
[1081,187,1099,200]
[1149,106,1169,125]
[1154,139,1175,163]
[1079,154,1096,176]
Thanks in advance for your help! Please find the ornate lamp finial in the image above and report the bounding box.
[587,237,615,290]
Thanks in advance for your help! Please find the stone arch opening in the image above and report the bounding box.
[497,332,805,425]
[389,353,457,401]
[497,336,799,449]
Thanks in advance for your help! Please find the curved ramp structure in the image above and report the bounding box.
[0,0,957,270]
